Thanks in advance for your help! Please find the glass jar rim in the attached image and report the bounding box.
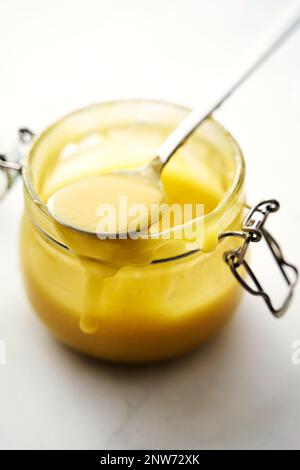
[22,99,246,262]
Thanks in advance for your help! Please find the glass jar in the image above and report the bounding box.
[1,101,297,363]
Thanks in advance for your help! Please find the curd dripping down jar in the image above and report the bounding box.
[0,100,297,363]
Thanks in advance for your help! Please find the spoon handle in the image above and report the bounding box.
[157,1,300,167]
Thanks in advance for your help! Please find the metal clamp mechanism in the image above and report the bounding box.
[0,128,34,198]
[219,200,298,317]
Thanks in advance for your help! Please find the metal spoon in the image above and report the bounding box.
[47,1,300,236]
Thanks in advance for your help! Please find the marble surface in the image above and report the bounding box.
[0,0,299,449]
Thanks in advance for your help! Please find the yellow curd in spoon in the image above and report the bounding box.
[47,173,163,235]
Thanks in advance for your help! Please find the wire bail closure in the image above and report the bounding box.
[219,200,298,317]
[0,128,34,199]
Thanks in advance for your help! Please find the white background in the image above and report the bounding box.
[0,0,299,450]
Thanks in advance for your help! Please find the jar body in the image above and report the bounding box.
[20,212,243,363]
[19,100,246,363]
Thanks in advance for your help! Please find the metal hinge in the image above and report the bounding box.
[0,128,34,198]
[219,200,298,317]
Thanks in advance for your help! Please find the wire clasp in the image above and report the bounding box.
[0,128,34,199]
[219,200,298,317]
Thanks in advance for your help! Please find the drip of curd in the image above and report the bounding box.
[33,123,228,338]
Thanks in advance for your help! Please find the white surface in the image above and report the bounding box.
[0,0,300,450]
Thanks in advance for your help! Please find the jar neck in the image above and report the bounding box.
[22,100,246,265]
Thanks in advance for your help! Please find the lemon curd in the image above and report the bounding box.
[20,101,245,363]
[47,173,163,235]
